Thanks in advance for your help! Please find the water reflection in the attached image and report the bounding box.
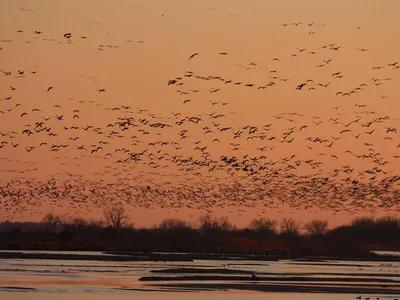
[0,251,399,299]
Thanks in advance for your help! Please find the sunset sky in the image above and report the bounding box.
[1,0,400,228]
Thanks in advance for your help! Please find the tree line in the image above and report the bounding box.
[0,204,399,255]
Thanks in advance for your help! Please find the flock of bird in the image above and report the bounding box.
[0,5,400,220]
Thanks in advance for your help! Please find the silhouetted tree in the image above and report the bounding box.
[59,214,75,232]
[103,202,129,230]
[351,216,375,227]
[249,217,277,237]
[72,217,87,231]
[199,214,233,237]
[159,218,190,231]
[42,212,61,230]
[1,213,398,254]
[305,219,328,237]
[280,217,300,236]
[58,215,88,233]
[87,219,104,229]
[375,216,399,228]
[374,216,400,241]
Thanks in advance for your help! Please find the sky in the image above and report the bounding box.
[1,0,400,228]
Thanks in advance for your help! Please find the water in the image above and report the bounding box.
[0,293,379,300]
[0,251,399,299]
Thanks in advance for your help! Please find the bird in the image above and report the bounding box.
[189,53,199,60]
[296,83,307,90]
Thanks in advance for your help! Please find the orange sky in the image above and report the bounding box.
[1,0,400,228]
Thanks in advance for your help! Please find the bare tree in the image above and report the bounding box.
[218,216,234,231]
[87,219,104,230]
[72,217,88,231]
[159,218,190,231]
[305,219,328,237]
[42,212,61,228]
[351,216,375,227]
[103,202,129,230]
[280,217,300,236]
[199,214,233,236]
[59,214,75,232]
[249,217,277,235]
[375,216,400,228]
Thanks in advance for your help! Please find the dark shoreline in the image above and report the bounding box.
[147,282,400,295]
[151,267,400,278]
[0,250,398,263]
[139,275,398,283]
[0,251,192,262]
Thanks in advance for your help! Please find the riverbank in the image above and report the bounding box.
[0,250,399,262]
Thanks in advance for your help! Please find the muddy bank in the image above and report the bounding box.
[0,250,398,263]
[148,282,400,295]
[139,275,398,283]
[150,267,400,278]
[105,251,400,262]
[151,268,255,274]
[0,252,192,262]
[1,286,37,291]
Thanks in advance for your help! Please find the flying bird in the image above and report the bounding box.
[189,53,199,60]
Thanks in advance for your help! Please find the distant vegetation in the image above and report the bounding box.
[0,205,399,257]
